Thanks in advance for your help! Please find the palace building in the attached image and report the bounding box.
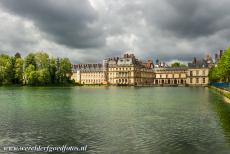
[153,67,187,86]
[71,52,211,86]
[186,68,209,86]
[187,58,209,86]
[106,54,154,85]
[71,64,107,85]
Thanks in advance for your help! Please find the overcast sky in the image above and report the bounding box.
[0,0,229,63]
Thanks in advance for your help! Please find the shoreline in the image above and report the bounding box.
[209,86,230,103]
[0,84,209,88]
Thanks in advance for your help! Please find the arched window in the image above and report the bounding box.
[174,79,177,84]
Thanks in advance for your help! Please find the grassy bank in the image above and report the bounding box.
[209,86,230,101]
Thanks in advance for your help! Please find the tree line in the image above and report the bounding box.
[171,62,187,67]
[0,52,73,86]
[209,48,230,82]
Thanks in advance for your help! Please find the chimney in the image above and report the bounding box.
[215,54,218,59]
[193,57,197,64]
[220,50,223,58]
[156,59,159,65]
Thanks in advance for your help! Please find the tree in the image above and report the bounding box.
[37,68,50,85]
[60,58,72,83]
[171,62,186,67]
[209,47,230,82]
[35,52,49,69]
[14,58,24,84]
[209,66,220,82]
[24,53,36,69]
[15,52,21,59]
[0,51,73,86]
[55,58,72,84]
[218,48,230,82]
[49,58,57,84]
[24,64,38,85]
[0,54,15,84]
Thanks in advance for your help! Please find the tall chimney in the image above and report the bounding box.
[193,57,197,64]
[220,50,223,58]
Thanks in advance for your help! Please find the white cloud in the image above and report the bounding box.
[0,0,230,63]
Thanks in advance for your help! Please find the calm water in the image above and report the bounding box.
[0,87,230,154]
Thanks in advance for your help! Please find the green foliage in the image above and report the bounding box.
[209,47,230,82]
[208,66,220,82]
[0,54,15,84]
[14,58,24,84]
[49,58,57,84]
[14,52,21,59]
[0,52,72,86]
[56,58,72,84]
[37,68,50,85]
[24,53,36,69]
[35,52,49,69]
[171,62,187,67]
[24,64,37,85]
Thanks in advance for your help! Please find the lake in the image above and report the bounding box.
[0,87,230,154]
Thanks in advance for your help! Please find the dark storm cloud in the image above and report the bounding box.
[0,0,230,63]
[0,0,105,49]
[144,0,230,38]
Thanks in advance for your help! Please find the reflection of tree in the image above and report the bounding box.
[0,87,82,147]
[211,91,230,144]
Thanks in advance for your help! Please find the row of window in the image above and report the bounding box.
[189,70,206,76]
[155,79,186,84]
[82,74,104,77]
[189,78,206,84]
[109,67,133,71]
[158,74,186,78]
[82,79,104,83]
[155,78,206,84]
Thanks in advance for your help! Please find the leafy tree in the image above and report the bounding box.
[0,54,15,84]
[218,48,230,82]
[15,52,21,59]
[35,52,49,69]
[209,66,220,82]
[24,53,36,69]
[14,57,24,84]
[171,62,186,67]
[49,58,57,84]
[209,47,230,82]
[37,68,50,85]
[1,51,73,86]
[24,64,38,85]
[60,58,72,83]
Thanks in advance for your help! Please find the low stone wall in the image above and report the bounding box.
[209,86,230,103]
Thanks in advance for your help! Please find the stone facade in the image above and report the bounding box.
[106,54,154,85]
[153,67,187,86]
[71,53,210,86]
[186,68,209,86]
[186,57,210,86]
[71,64,107,85]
